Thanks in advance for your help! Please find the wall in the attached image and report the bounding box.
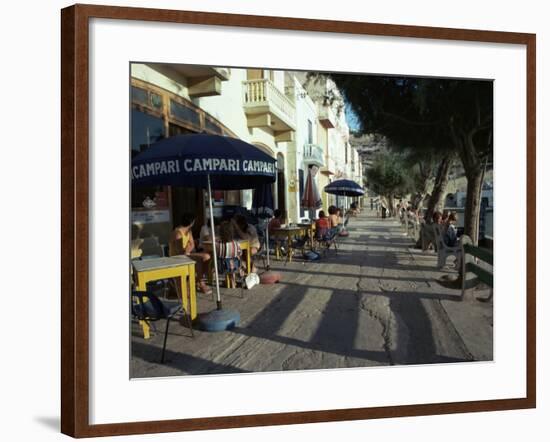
[2,1,547,442]
[286,75,319,222]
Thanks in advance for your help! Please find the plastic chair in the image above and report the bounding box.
[131,290,193,363]
[316,226,338,255]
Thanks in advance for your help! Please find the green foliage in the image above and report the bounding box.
[366,151,414,197]
[328,74,493,160]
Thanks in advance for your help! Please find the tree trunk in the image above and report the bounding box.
[425,153,453,222]
[388,194,395,217]
[412,162,432,211]
[452,126,486,246]
[464,167,484,245]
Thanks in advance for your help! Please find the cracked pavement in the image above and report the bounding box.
[131,209,493,378]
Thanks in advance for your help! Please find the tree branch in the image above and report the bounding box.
[380,111,443,127]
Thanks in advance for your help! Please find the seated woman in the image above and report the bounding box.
[231,214,261,273]
[327,206,343,235]
[432,211,443,225]
[444,212,459,247]
[315,210,331,240]
[215,221,242,288]
[268,209,284,234]
[169,213,212,294]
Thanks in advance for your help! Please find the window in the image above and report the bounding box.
[170,99,201,127]
[205,118,223,134]
[168,123,194,137]
[132,86,163,111]
[150,92,163,110]
[131,186,169,210]
[131,109,164,152]
[307,120,313,144]
[131,86,148,105]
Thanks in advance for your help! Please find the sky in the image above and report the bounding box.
[345,101,361,133]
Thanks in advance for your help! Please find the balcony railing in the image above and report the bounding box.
[242,79,296,132]
[303,143,325,167]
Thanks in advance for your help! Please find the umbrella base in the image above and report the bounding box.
[259,270,282,285]
[197,309,240,332]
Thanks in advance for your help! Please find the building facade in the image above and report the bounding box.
[130,64,363,244]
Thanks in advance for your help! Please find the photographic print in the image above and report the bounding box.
[61,4,535,436]
[130,63,494,378]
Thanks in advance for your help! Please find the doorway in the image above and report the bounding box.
[276,153,286,216]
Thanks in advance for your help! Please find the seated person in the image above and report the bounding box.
[315,210,331,240]
[268,209,284,234]
[231,214,261,272]
[346,202,360,217]
[327,205,339,228]
[215,221,242,287]
[444,212,459,247]
[431,211,443,225]
[169,213,212,294]
[337,208,345,224]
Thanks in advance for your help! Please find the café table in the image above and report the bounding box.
[132,255,196,339]
[271,225,308,263]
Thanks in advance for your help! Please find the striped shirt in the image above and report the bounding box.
[216,240,242,258]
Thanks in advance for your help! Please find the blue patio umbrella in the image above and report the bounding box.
[251,183,274,219]
[324,179,365,213]
[132,134,276,190]
[324,179,365,197]
[132,133,276,329]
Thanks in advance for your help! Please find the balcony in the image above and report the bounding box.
[242,79,296,142]
[303,143,325,167]
[321,157,336,175]
[149,63,230,98]
[317,102,336,129]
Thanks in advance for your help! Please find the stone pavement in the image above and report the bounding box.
[131,210,493,378]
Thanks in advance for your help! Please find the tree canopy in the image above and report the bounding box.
[327,73,493,242]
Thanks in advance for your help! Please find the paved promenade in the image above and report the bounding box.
[131,209,493,378]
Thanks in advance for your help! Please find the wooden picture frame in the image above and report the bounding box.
[61,3,536,438]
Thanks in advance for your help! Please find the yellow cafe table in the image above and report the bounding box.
[132,255,196,339]
[271,225,308,262]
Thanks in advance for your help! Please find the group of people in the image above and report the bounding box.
[397,202,459,249]
[169,212,261,292]
[429,209,459,247]
[167,202,361,290]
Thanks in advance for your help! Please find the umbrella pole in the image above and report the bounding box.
[207,174,222,310]
[265,218,270,270]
